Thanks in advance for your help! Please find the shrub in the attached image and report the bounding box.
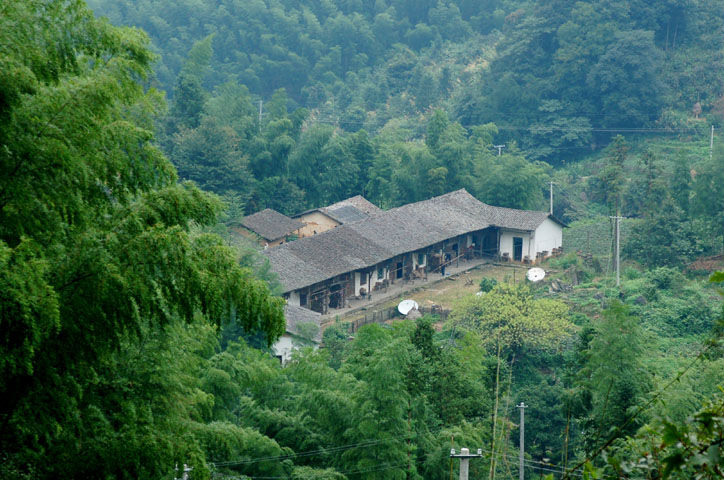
[479,277,498,292]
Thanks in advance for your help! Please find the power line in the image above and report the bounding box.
[211,436,412,467]
[211,430,586,478]
[561,342,714,479]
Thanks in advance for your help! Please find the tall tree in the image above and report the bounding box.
[0,2,284,477]
[579,301,651,454]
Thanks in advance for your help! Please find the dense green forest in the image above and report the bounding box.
[1,0,723,479]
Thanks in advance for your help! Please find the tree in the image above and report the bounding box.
[449,284,574,353]
[692,144,724,251]
[623,197,703,268]
[475,154,547,210]
[586,30,665,129]
[590,135,628,214]
[580,301,651,454]
[0,3,284,477]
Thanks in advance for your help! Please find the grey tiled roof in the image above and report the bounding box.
[283,304,322,342]
[324,204,369,224]
[241,209,304,241]
[331,195,382,215]
[295,196,382,225]
[266,189,560,292]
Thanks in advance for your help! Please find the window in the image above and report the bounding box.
[299,292,307,306]
[377,267,384,280]
[417,253,425,265]
[360,273,367,285]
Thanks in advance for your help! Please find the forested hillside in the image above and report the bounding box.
[2,0,723,479]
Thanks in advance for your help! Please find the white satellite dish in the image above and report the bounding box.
[526,267,546,282]
[398,299,419,315]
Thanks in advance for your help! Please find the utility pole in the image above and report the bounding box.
[610,215,623,287]
[494,144,506,156]
[258,99,263,132]
[450,447,482,480]
[710,125,715,161]
[549,181,555,215]
[517,403,526,480]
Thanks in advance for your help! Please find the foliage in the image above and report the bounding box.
[577,301,652,455]
[0,2,283,477]
[450,283,574,353]
[479,276,498,292]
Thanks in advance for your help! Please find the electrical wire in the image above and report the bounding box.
[211,430,586,478]
[561,342,714,479]
[211,436,412,467]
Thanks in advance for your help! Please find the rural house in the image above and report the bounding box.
[272,304,323,364]
[294,195,382,237]
[234,208,304,247]
[265,189,564,314]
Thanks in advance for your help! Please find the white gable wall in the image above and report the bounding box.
[534,218,563,255]
[272,333,320,365]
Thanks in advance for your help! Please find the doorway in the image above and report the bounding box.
[513,237,523,262]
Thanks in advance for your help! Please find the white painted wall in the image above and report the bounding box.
[287,291,300,306]
[534,218,563,256]
[412,252,427,269]
[372,265,389,285]
[499,230,532,261]
[272,334,320,365]
[272,334,295,364]
[354,271,369,296]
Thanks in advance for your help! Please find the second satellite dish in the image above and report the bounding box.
[526,267,546,282]
[398,299,419,315]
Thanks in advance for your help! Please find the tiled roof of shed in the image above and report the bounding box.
[266,189,560,292]
[283,304,322,342]
[295,196,382,225]
[324,204,369,224]
[331,195,382,215]
[241,209,304,241]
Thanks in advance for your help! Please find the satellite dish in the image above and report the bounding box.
[398,299,419,315]
[526,267,546,282]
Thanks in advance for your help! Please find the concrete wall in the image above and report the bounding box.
[287,291,300,306]
[296,211,340,237]
[412,252,427,269]
[372,265,389,286]
[499,230,532,261]
[354,271,371,296]
[271,334,294,364]
[271,334,319,365]
[534,218,563,256]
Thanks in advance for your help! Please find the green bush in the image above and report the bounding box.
[479,277,498,292]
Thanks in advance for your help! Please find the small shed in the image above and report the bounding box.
[272,304,323,364]
[294,196,381,237]
[236,208,304,247]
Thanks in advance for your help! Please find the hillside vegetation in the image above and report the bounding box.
[1,1,723,479]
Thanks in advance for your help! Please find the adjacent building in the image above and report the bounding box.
[272,303,323,364]
[294,195,382,237]
[234,208,304,248]
[264,189,564,314]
